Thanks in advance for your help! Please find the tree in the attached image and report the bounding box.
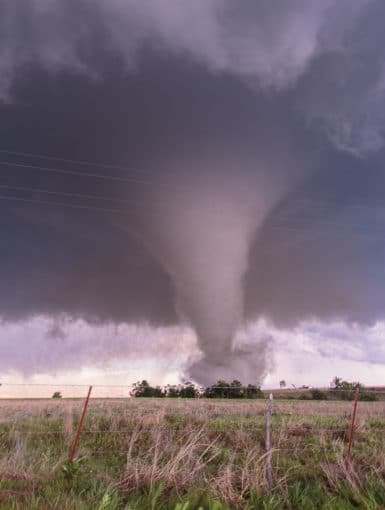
[179,382,199,398]
[331,376,342,389]
[166,385,180,398]
[331,377,357,399]
[131,380,165,398]
[245,384,264,399]
[52,391,62,399]
[152,385,165,397]
[203,380,263,399]
[204,380,230,398]
[229,380,243,399]
[310,388,327,400]
[279,380,286,389]
[164,382,199,398]
[330,376,376,401]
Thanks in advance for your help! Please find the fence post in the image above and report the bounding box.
[69,385,92,462]
[346,387,359,464]
[265,393,273,489]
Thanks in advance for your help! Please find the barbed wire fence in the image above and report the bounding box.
[1,383,385,489]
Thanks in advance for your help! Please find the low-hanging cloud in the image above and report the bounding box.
[0,316,196,376]
[1,1,385,384]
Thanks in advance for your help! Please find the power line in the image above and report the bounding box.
[0,180,278,219]
[0,160,188,192]
[0,183,140,205]
[2,149,385,212]
[0,183,373,227]
[2,164,385,239]
[0,183,202,213]
[0,160,155,185]
[0,149,160,174]
[0,148,181,179]
[0,194,141,217]
[2,191,385,242]
[2,154,385,217]
[0,149,146,171]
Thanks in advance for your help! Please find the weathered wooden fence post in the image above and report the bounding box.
[265,392,273,489]
[69,385,92,462]
[346,387,359,464]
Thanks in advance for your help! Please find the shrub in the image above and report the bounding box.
[311,389,328,400]
[131,380,165,398]
[360,393,378,401]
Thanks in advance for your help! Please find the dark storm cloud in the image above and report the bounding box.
[246,155,385,326]
[1,0,385,383]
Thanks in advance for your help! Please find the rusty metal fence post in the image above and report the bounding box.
[69,385,92,462]
[265,393,273,489]
[346,387,359,463]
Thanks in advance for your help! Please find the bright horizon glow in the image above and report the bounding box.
[1,316,384,397]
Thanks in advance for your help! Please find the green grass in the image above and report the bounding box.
[0,398,384,508]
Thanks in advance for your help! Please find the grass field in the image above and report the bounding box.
[1,398,385,509]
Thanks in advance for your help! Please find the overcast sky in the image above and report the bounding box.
[1,0,385,391]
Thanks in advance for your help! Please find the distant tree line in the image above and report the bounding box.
[130,379,264,399]
[330,376,377,401]
[130,380,200,398]
[296,377,378,401]
[202,379,264,399]
[129,376,379,401]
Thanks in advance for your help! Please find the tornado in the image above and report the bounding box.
[140,157,299,385]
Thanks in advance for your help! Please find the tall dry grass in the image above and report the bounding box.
[1,398,385,507]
